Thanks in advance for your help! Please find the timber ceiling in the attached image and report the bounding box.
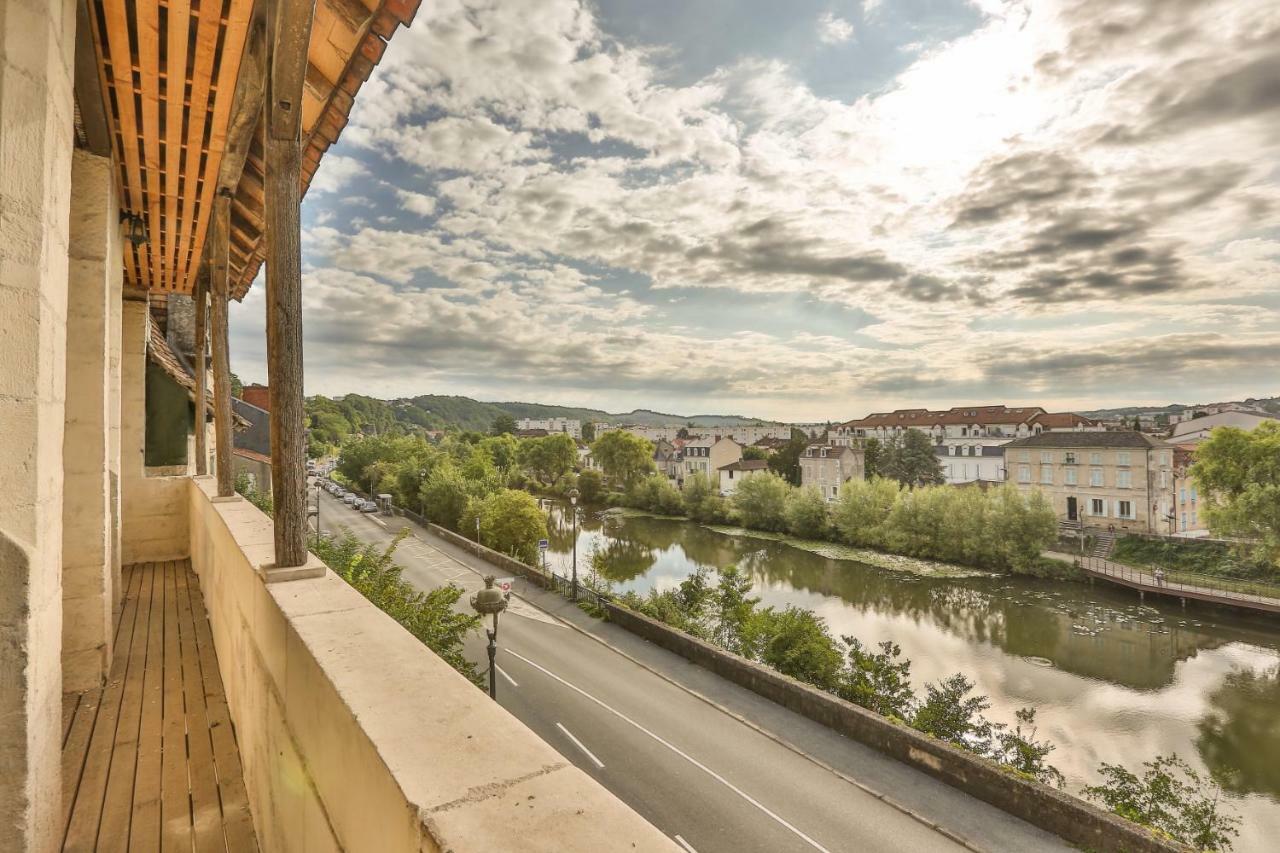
[86,0,418,298]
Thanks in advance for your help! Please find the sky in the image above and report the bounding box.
[229,0,1280,421]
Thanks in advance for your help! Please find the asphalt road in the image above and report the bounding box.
[315,488,1071,853]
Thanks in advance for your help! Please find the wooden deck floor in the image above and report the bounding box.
[62,560,257,852]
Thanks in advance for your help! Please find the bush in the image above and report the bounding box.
[576,468,604,504]
[1085,754,1240,851]
[784,486,830,539]
[832,477,900,548]
[628,472,684,515]
[681,473,730,523]
[420,463,497,531]
[310,531,480,685]
[730,472,790,532]
[233,472,273,515]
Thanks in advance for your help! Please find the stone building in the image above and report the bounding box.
[1002,432,1175,534]
[832,404,1102,451]
[682,436,742,481]
[799,444,866,501]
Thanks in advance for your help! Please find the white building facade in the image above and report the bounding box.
[516,417,582,439]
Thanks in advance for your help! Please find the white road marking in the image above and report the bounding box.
[496,665,518,688]
[506,650,832,853]
[673,835,698,853]
[555,722,605,770]
[372,516,388,528]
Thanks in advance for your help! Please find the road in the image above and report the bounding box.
[315,488,1070,853]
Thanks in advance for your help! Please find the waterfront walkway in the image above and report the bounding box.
[1046,551,1280,615]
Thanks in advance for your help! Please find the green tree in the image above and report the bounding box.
[517,433,578,488]
[730,471,790,532]
[1132,415,1142,431]
[592,430,654,488]
[1084,755,1240,851]
[576,468,604,504]
[1193,421,1280,567]
[490,413,517,436]
[863,437,882,478]
[461,489,548,564]
[710,565,758,654]
[990,708,1065,787]
[682,472,730,523]
[784,486,830,539]
[743,606,843,691]
[988,484,1057,571]
[742,445,769,461]
[879,430,944,487]
[581,421,596,443]
[420,464,495,530]
[629,472,684,515]
[477,434,520,476]
[839,639,915,720]
[832,477,901,548]
[911,673,995,752]
[768,435,807,486]
[230,372,244,398]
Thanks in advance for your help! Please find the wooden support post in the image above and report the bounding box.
[193,267,209,475]
[264,0,317,568]
[210,192,235,496]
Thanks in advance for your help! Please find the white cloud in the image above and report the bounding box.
[817,12,855,45]
[396,189,438,217]
[307,155,366,194]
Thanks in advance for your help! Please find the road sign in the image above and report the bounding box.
[537,538,549,551]
[494,577,516,593]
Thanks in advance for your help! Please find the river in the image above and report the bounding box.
[537,503,1280,852]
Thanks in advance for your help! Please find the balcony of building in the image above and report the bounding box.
[2,1,676,850]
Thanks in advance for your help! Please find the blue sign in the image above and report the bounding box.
[537,538,549,551]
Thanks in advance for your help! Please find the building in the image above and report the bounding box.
[799,444,866,501]
[936,445,1005,484]
[232,398,272,494]
[1170,445,1210,537]
[0,2,672,850]
[1169,410,1279,445]
[833,405,1102,451]
[719,459,771,495]
[1002,432,1175,533]
[653,439,681,480]
[516,417,582,439]
[241,382,271,412]
[682,437,742,481]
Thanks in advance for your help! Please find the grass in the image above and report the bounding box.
[1110,535,1280,599]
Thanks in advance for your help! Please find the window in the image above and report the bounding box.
[1117,470,1132,489]
[1019,450,1030,463]
[1159,470,1167,487]
[949,446,956,456]
[1064,452,1076,464]
[1191,512,1197,526]
[1018,465,1031,483]
[1117,500,1133,519]
[1180,487,1186,503]
[1091,498,1105,516]
[1040,451,1053,463]
[1116,452,1130,466]
[1181,513,1187,531]
[1090,468,1104,487]
[1090,452,1102,465]
[1190,487,1197,504]
[1040,465,1053,484]
[1162,451,1171,466]
[1065,467,1077,485]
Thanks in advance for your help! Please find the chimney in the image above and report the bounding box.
[243,383,271,412]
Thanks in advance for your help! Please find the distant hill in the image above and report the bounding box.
[1082,396,1280,419]
[306,392,788,442]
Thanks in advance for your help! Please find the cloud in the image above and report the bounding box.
[235,0,1280,416]
[817,13,855,45]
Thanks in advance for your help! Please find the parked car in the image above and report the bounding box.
[343,494,357,506]
[359,501,377,513]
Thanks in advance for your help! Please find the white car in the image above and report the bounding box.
[359,500,377,513]
[343,494,357,506]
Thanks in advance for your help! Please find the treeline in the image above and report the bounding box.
[618,566,1240,851]
[623,470,1063,575]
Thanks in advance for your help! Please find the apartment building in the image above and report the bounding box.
[517,417,582,438]
[799,444,866,501]
[833,405,1101,451]
[1003,432,1175,533]
[719,459,770,496]
[936,445,1005,484]
[683,437,742,481]
[1169,410,1278,445]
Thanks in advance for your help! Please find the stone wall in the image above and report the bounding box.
[0,0,77,848]
[189,479,677,853]
[120,299,189,562]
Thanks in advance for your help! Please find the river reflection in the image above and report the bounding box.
[541,504,1280,851]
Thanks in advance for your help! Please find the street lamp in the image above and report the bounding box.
[568,487,580,601]
[470,576,509,700]
[314,479,322,536]
[419,468,428,520]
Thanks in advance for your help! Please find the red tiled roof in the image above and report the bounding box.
[838,404,1097,430]
[232,447,271,464]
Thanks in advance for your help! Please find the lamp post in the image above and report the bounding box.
[419,468,428,520]
[314,479,321,536]
[568,487,580,601]
[470,576,509,700]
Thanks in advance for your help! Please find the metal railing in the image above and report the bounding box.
[1079,555,1280,608]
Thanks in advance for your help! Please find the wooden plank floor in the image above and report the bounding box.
[62,561,257,852]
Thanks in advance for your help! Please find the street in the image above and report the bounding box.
[315,487,1070,853]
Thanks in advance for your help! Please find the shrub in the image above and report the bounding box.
[628,472,684,515]
[832,477,900,548]
[1085,755,1240,851]
[730,471,790,532]
[784,486,830,539]
[460,488,548,564]
[682,472,730,523]
[576,468,604,504]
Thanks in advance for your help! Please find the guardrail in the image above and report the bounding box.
[1078,555,1280,612]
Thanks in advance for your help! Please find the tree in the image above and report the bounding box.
[478,434,520,476]
[1132,415,1142,431]
[730,472,790,532]
[1084,755,1240,851]
[1193,421,1280,567]
[879,430,944,488]
[863,437,882,478]
[987,485,1057,571]
[840,639,915,720]
[230,372,244,398]
[629,472,684,515]
[420,464,493,531]
[490,413,517,436]
[832,477,901,548]
[581,421,596,443]
[591,430,654,487]
[990,708,1065,788]
[768,435,807,486]
[576,468,604,504]
[711,565,758,654]
[742,445,769,461]
[911,673,994,752]
[461,489,549,564]
[743,606,843,691]
[784,486,830,539]
[682,472,729,523]
[518,433,578,488]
